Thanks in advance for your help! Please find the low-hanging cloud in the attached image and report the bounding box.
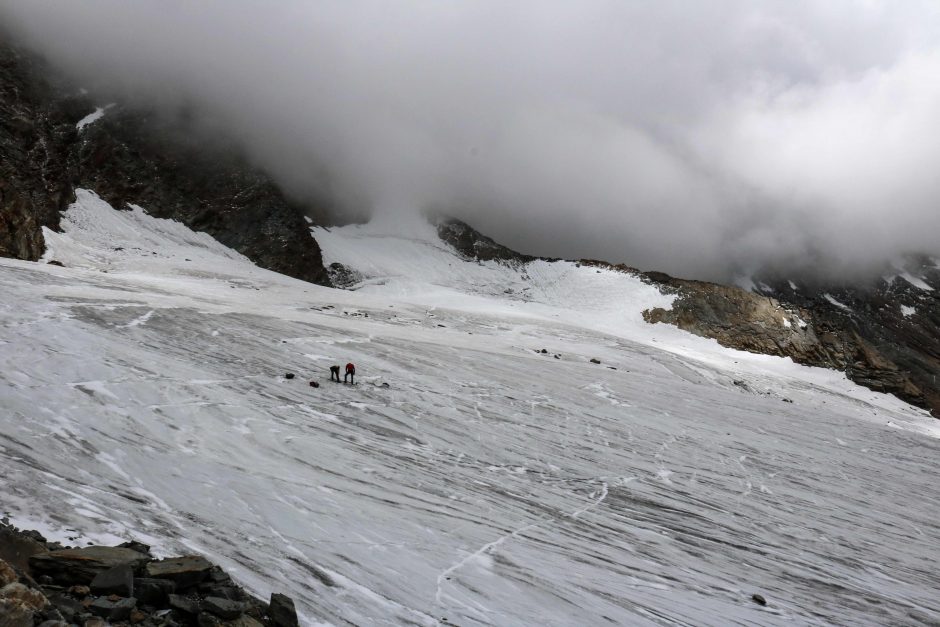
[3,0,940,281]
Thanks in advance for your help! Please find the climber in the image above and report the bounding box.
[330,365,341,382]
[345,362,356,384]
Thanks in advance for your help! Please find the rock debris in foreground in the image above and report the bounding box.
[0,521,302,627]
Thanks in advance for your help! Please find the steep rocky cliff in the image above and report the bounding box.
[0,39,330,284]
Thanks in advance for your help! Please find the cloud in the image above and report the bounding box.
[2,0,939,280]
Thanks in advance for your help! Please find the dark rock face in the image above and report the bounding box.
[752,261,940,417]
[436,218,538,265]
[0,42,72,261]
[0,38,330,285]
[611,262,933,416]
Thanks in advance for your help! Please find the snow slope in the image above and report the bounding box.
[2,190,940,626]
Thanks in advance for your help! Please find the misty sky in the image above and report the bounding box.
[3,1,940,280]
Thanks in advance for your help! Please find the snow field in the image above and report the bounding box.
[0,191,938,625]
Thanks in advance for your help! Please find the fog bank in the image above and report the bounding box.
[3,1,940,280]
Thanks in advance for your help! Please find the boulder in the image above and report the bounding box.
[202,596,246,620]
[118,541,152,556]
[1,582,48,627]
[268,593,298,627]
[88,596,137,622]
[134,577,175,606]
[1,582,48,611]
[205,566,233,585]
[168,593,200,616]
[198,583,243,601]
[144,556,212,589]
[29,547,148,585]
[90,564,134,597]
[45,593,84,623]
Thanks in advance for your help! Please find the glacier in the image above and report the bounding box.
[1,190,939,625]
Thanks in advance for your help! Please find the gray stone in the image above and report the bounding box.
[145,556,212,589]
[90,564,133,597]
[29,547,148,585]
[205,567,232,585]
[201,596,245,620]
[197,583,242,601]
[268,593,298,627]
[89,596,137,621]
[168,593,200,615]
[48,592,85,622]
[133,577,175,606]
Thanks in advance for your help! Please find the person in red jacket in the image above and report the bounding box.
[344,362,356,384]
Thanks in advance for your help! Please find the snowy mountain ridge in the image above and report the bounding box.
[3,189,940,625]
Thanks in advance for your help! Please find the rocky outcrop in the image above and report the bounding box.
[0,38,330,285]
[0,521,303,627]
[753,259,940,416]
[0,42,73,261]
[436,218,538,265]
[633,268,928,412]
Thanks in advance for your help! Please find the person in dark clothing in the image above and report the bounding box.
[345,362,356,384]
[330,365,341,382]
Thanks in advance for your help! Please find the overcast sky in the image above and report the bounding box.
[3,1,940,280]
